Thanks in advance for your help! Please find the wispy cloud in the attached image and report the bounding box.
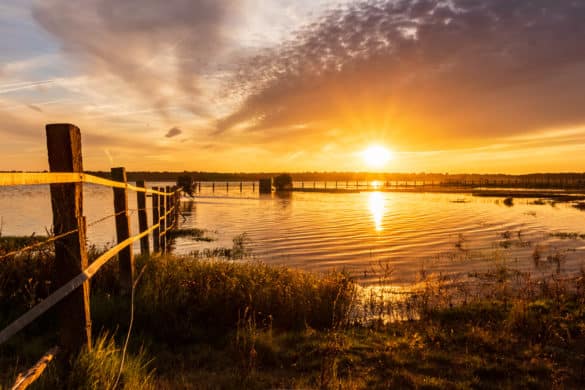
[0,79,57,94]
[32,0,245,117]
[218,0,585,150]
[26,104,43,113]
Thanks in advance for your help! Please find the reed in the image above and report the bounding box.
[2,236,585,388]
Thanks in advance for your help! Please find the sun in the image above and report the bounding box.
[362,145,393,168]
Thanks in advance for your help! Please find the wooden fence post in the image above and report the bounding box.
[45,123,91,354]
[111,167,133,292]
[136,180,150,256]
[165,186,172,232]
[159,188,166,253]
[174,186,180,228]
[152,187,160,252]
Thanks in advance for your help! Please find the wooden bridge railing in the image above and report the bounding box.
[0,123,181,385]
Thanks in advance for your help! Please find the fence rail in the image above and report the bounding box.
[0,172,174,196]
[0,123,182,388]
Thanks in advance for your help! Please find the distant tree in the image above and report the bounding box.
[177,175,195,197]
[274,174,293,191]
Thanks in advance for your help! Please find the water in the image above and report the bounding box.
[2,182,585,285]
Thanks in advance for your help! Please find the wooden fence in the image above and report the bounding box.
[0,123,181,386]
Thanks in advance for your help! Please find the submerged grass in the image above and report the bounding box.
[166,228,214,242]
[2,236,585,388]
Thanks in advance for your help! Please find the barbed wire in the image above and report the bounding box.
[0,201,179,262]
[0,229,79,262]
[86,210,126,228]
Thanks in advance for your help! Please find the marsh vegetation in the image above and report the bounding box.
[2,233,585,389]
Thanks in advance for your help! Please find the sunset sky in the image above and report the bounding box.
[1,0,585,173]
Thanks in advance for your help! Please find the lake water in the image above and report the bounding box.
[2,182,585,285]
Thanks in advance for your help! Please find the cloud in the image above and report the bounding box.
[32,0,244,117]
[27,104,43,113]
[165,126,182,138]
[0,79,57,94]
[219,0,585,150]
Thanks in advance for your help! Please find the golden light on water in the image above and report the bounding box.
[368,192,386,231]
[362,145,393,168]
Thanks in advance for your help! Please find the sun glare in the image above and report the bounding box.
[368,192,386,231]
[362,145,393,168]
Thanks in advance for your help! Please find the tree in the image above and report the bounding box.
[177,175,195,197]
[274,174,293,191]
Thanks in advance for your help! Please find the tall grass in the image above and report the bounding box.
[3,233,585,388]
[134,256,356,342]
[29,333,154,390]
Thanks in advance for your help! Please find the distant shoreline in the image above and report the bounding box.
[3,170,585,183]
[90,170,585,184]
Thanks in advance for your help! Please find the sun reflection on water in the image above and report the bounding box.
[368,192,386,231]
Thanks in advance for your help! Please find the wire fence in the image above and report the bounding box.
[0,123,183,389]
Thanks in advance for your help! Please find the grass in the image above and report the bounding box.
[550,231,585,240]
[166,228,214,242]
[2,235,585,388]
[29,333,154,390]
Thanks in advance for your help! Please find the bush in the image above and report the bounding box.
[273,174,293,191]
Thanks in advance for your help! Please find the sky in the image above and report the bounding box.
[1,0,585,173]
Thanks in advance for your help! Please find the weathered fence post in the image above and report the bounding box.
[136,180,150,256]
[174,186,180,228]
[159,188,167,253]
[46,123,91,354]
[111,167,133,292]
[165,186,172,232]
[152,187,160,252]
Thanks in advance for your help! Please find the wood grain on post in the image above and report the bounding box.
[159,187,166,253]
[152,187,160,252]
[45,123,91,354]
[111,167,133,292]
[136,180,150,256]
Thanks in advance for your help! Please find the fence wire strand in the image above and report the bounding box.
[0,229,79,262]
[0,202,175,262]
[87,210,126,228]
